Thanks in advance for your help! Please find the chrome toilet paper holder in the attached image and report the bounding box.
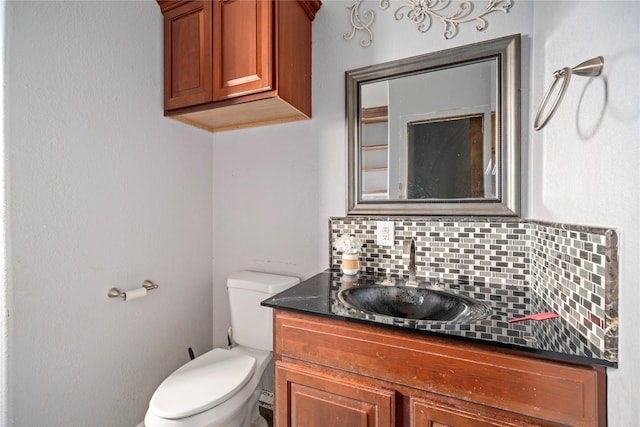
[108,280,158,301]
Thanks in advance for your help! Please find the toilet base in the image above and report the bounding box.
[243,380,268,427]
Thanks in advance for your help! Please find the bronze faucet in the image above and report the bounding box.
[403,239,417,285]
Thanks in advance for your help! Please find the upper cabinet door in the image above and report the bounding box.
[163,1,213,110]
[213,0,273,100]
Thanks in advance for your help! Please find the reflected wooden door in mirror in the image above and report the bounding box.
[407,113,493,200]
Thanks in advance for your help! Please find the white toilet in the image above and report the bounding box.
[144,271,299,427]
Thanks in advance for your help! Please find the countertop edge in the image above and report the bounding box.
[262,271,617,369]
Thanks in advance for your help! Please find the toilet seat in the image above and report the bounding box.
[149,348,256,419]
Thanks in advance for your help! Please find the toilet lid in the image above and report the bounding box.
[149,348,256,419]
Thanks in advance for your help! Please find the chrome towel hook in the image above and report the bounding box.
[534,56,604,131]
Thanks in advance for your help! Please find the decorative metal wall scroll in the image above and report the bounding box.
[344,0,513,47]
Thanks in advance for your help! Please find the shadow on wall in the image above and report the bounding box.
[576,49,640,139]
[576,76,607,140]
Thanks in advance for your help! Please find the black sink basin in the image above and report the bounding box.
[337,285,491,322]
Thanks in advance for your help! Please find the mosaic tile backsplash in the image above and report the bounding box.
[329,217,619,362]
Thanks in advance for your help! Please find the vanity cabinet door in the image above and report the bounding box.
[410,393,562,427]
[275,360,395,427]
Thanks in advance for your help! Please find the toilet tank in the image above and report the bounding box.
[227,271,299,351]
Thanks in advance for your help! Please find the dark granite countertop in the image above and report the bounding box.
[262,271,615,367]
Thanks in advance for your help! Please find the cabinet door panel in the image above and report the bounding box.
[213,0,272,100]
[410,394,561,427]
[164,1,213,110]
[276,361,394,427]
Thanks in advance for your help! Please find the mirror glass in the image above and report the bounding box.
[346,34,521,216]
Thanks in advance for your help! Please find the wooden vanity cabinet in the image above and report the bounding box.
[157,0,321,132]
[274,310,606,427]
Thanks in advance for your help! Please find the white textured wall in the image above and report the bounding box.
[3,1,638,426]
[211,1,532,347]
[530,2,640,425]
[0,1,7,425]
[5,2,213,426]
[211,1,639,425]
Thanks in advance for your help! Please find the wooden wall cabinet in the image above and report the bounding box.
[274,310,607,427]
[157,0,321,132]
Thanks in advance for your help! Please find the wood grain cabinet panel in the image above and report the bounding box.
[157,0,321,132]
[410,392,561,427]
[273,310,607,427]
[162,1,212,110]
[213,0,272,100]
[276,361,395,427]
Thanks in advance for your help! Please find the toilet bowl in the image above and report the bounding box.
[144,346,271,427]
[144,271,299,427]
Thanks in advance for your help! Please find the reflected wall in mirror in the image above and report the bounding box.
[347,34,521,216]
